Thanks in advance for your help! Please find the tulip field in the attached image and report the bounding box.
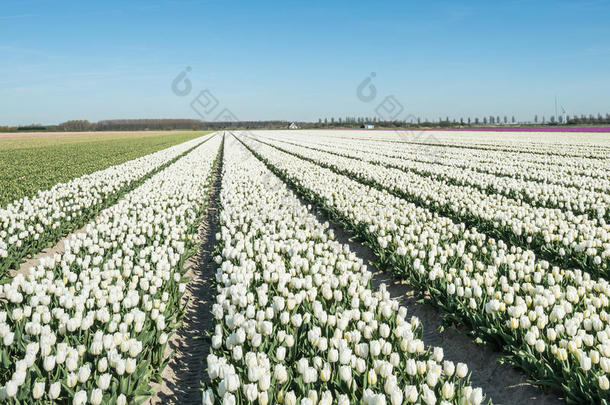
[0,131,208,206]
[203,136,483,405]
[0,133,221,403]
[1,129,610,404]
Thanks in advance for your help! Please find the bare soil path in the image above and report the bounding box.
[11,222,89,277]
[146,133,565,404]
[146,141,223,405]
[323,214,565,405]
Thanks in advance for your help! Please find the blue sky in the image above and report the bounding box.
[1,0,609,125]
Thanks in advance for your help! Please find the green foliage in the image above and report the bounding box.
[0,132,211,207]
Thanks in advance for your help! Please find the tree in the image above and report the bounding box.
[534,115,538,123]
[58,120,94,131]
[504,116,508,124]
[512,116,515,124]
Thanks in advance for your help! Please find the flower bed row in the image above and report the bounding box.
[0,133,215,277]
[260,134,610,221]
[238,133,610,404]
[250,136,610,279]
[0,135,222,403]
[268,131,610,192]
[331,130,610,159]
[203,135,487,404]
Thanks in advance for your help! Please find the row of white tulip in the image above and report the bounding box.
[0,134,222,403]
[0,133,214,276]
[250,136,610,278]
[280,131,609,170]
[237,132,610,403]
[325,130,610,159]
[272,132,610,192]
[203,135,487,405]
[258,134,610,221]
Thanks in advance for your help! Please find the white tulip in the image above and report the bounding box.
[222,392,236,405]
[442,381,455,399]
[43,355,56,372]
[470,387,484,405]
[73,390,87,405]
[456,362,468,378]
[49,381,61,399]
[78,364,91,383]
[243,383,258,402]
[90,388,103,405]
[202,388,215,405]
[339,365,352,384]
[98,373,111,390]
[285,391,297,405]
[126,358,137,374]
[600,375,610,390]
[32,381,45,399]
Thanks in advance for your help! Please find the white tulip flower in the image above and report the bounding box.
[73,390,87,405]
[32,381,45,399]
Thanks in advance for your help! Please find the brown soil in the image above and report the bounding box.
[11,222,89,277]
[8,138,222,405]
[146,142,223,405]
[324,216,565,405]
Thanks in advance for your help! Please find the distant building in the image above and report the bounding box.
[362,124,374,129]
[288,122,299,129]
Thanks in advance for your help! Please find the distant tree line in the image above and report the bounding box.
[1,119,293,132]
[312,112,610,128]
[2,113,610,132]
[95,119,203,131]
[565,114,610,125]
[195,121,291,130]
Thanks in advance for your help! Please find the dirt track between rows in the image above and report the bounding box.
[146,137,223,405]
[314,211,565,405]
